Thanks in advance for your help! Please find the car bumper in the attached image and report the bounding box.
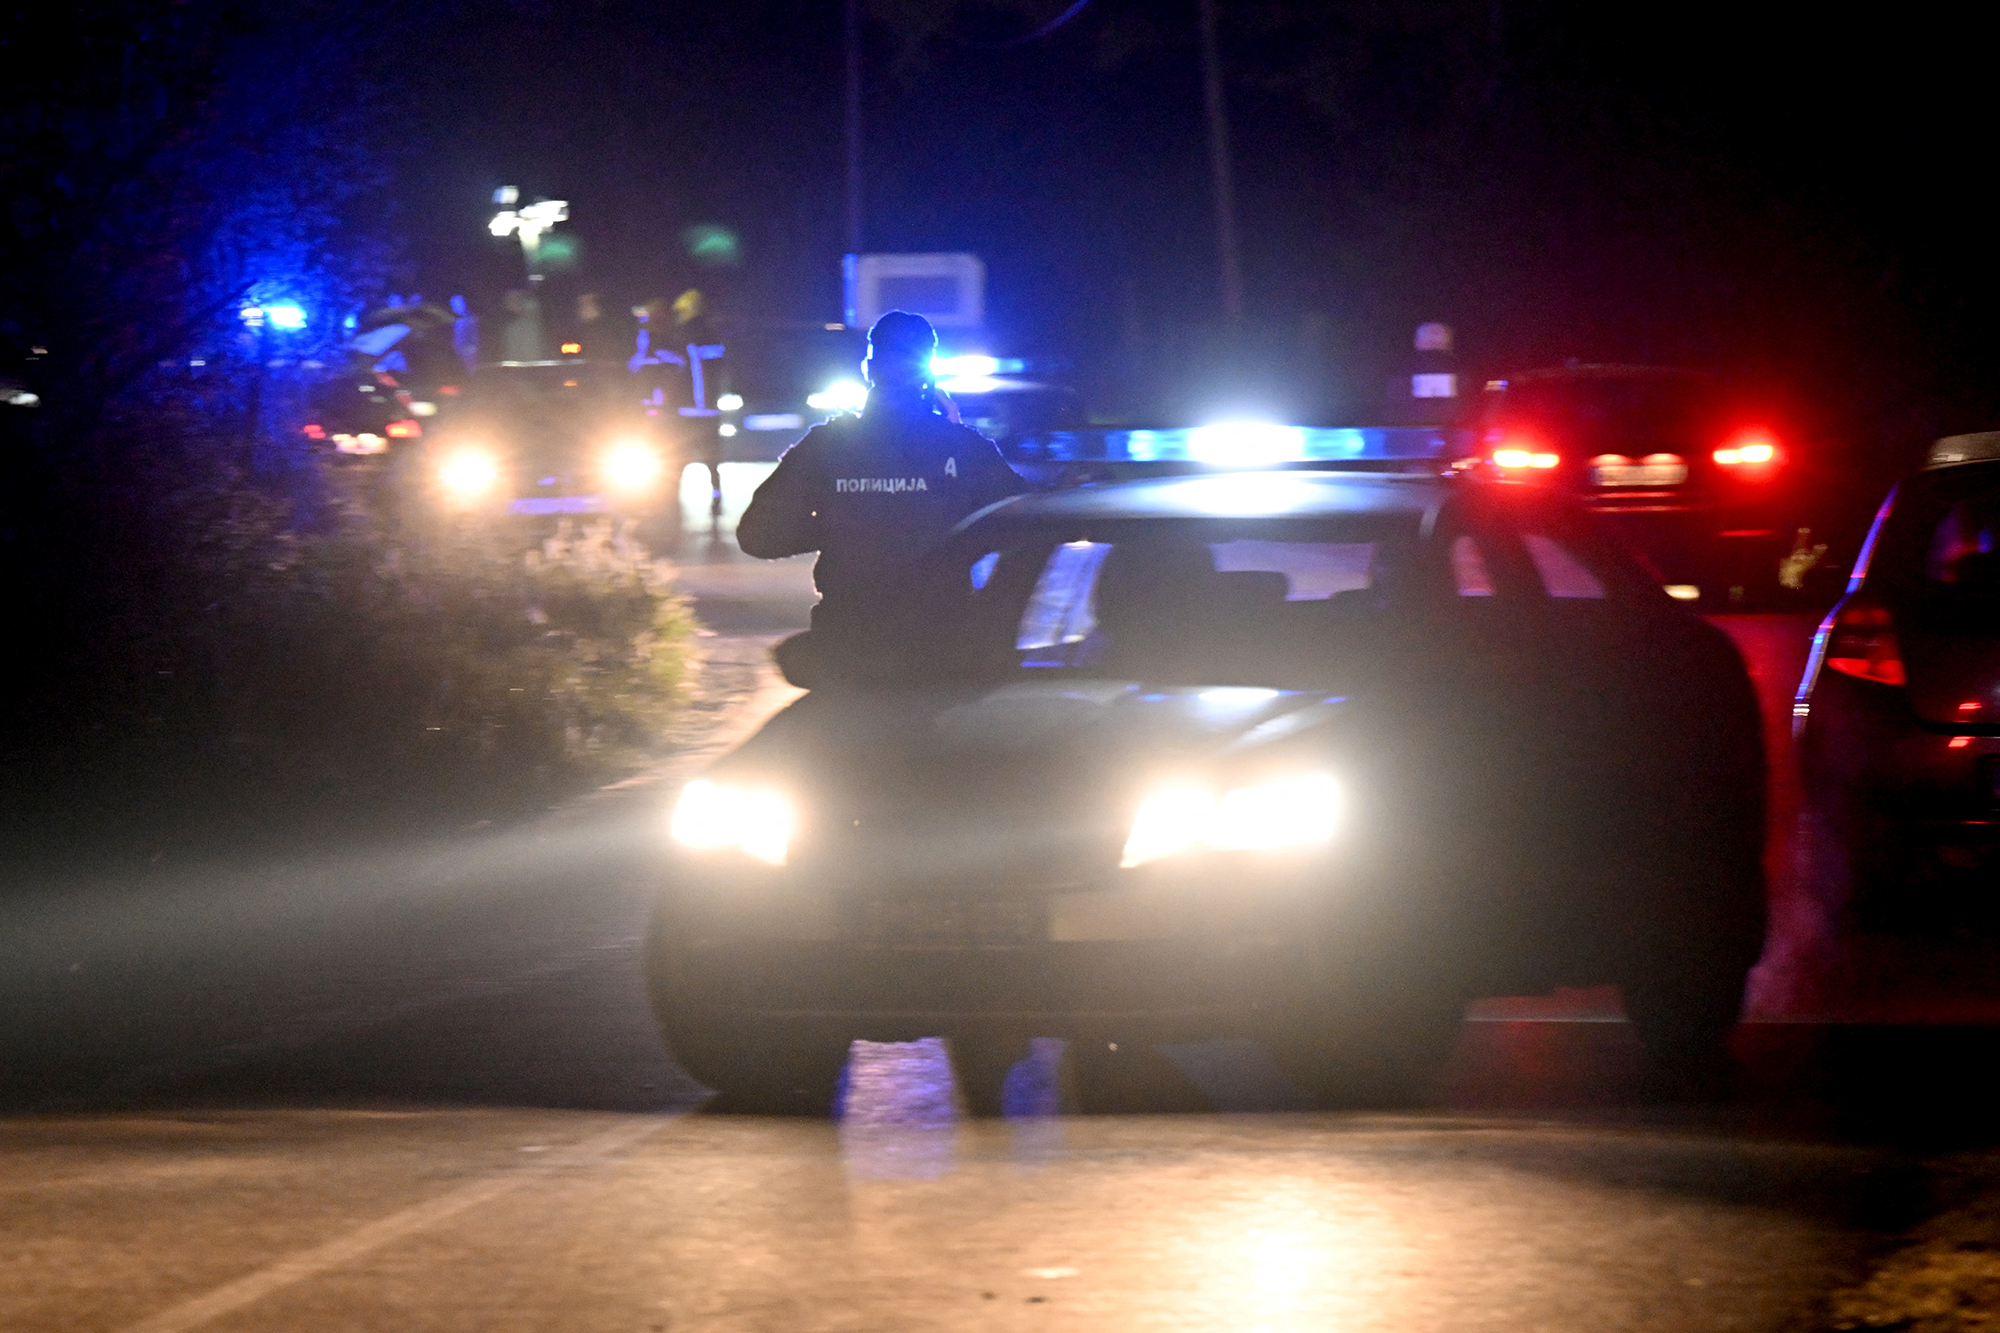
[656,852,1394,1037]
[1583,500,1790,588]
[1801,672,2000,879]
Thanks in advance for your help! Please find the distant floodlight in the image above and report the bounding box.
[716,392,744,411]
[1187,422,1306,466]
[490,198,569,248]
[494,186,519,206]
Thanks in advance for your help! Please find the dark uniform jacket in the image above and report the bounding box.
[737,399,1025,647]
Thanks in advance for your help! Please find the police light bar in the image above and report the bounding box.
[1009,426,1456,467]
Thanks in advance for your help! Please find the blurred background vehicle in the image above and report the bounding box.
[1796,432,2000,930]
[1468,365,1822,609]
[300,367,428,466]
[421,358,677,543]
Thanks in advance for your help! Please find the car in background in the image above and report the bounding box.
[650,468,1767,1113]
[1796,433,2000,928]
[300,368,430,464]
[420,359,676,538]
[1470,365,1806,607]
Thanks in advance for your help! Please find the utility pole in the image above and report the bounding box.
[845,0,864,257]
[1196,0,1243,327]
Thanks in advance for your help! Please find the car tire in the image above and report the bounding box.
[1270,979,1470,1110]
[644,919,850,1116]
[651,1001,851,1116]
[1618,859,1762,1100]
[1620,961,1746,1101]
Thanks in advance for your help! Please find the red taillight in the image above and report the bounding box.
[1824,601,1906,685]
[385,420,422,439]
[1714,430,1781,471]
[302,423,326,439]
[1488,433,1560,471]
[438,384,461,396]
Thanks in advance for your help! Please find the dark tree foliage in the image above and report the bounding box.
[0,3,406,847]
[0,1,405,440]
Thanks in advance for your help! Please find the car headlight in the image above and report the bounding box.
[670,779,792,866]
[438,448,500,497]
[1120,772,1340,868]
[603,440,663,490]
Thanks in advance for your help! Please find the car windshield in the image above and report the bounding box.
[959,515,1425,687]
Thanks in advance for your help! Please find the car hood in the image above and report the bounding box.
[712,680,1352,885]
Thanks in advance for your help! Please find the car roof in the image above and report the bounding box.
[1925,433,2000,471]
[982,469,1448,524]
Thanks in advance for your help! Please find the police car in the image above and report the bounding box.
[651,436,1767,1112]
[1797,432,2000,928]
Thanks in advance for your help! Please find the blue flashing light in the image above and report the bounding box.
[937,375,1004,395]
[1008,426,1452,466]
[933,354,998,378]
[1189,423,1307,466]
[241,303,307,330]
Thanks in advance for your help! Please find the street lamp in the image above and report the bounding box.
[489,187,569,281]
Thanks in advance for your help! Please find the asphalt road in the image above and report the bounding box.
[0,464,1989,1332]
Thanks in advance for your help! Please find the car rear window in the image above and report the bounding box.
[966,517,1423,685]
[1926,496,2000,587]
[1868,467,2000,627]
[1206,540,1376,600]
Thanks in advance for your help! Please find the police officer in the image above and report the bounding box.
[738,310,1024,685]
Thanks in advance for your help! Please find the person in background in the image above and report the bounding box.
[737,310,1024,686]
[672,289,727,514]
[1382,321,1462,427]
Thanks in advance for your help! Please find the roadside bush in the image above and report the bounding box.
[0,457,697,867]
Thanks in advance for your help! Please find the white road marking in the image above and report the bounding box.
[118,1116,666,1333]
